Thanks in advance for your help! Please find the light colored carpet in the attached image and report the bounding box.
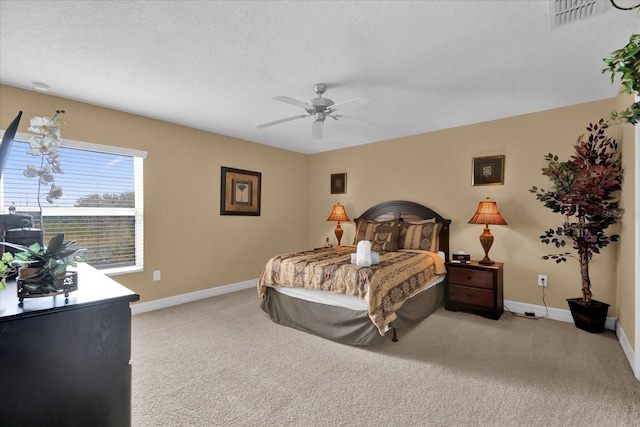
[131,288,640,426]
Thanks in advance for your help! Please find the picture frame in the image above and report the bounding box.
[472,155,505,186]
[220,166,261,216]
[330,173,347,194]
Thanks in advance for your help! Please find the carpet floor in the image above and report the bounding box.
[131,288,640,426]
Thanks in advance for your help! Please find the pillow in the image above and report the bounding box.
[397,221,442,252]
[371,224,399,252]
[353,219,395,244]
[353,219,399,251]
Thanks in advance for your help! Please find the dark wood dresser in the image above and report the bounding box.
[0,263,139,427]
[445,260,503,320]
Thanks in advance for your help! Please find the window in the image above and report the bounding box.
[0,132,146,275]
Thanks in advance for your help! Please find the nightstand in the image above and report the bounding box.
[445,260,503,320]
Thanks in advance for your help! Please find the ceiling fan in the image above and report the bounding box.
[257,83,362,140]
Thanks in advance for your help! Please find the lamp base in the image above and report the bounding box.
[334,223,344,246]
[478,226,495,266]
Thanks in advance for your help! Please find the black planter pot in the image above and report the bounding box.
[566,298,610,333]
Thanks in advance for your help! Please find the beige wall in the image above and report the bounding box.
[309,99,622,316]
[616,92,637,349]
[1,85,309,302]
[2,85,635,354]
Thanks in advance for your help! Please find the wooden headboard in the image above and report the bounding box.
[356,200,452,262]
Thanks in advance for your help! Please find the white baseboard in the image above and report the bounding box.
[130,279,256,315]
[615,321,637,378]
[503,299,617,331]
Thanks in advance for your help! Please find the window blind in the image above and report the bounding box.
[0,133,146,275]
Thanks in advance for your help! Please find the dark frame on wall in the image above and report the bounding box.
[330,173,347,194]
[472,155,505,186]
[220,166,261,216]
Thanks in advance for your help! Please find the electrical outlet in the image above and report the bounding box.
[153,270,161,281]
[538,274,548,287]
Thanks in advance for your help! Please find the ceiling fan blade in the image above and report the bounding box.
[257,114,309,129]
[311,120,324,140]
[330,97,362,109]
[331,114,380,127]
[274,96,309,110]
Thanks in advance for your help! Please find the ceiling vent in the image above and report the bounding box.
[548,0,610,27]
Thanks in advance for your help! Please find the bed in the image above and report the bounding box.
[258,200,451,345]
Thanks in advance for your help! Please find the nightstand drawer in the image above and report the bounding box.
[447,284,494,308]
[448,267,494,289]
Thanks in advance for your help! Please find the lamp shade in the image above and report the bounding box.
[327,203,350,222]
[468,197,507,225]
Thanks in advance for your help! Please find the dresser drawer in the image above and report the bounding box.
[447,284,494,308]
[448,267,494,289]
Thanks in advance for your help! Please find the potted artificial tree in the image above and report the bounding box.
[602,33,640,125]
[529,119,623,333]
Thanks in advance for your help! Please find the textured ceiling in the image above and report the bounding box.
[1,1,638,154]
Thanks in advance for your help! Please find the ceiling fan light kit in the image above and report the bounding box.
[257,83,361,140]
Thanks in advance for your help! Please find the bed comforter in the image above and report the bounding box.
[257,246,446,335]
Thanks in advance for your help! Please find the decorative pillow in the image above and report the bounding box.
[353,219,400,251]
[371,225,399,252]
[353,219,394,244]
[397,221,442,252]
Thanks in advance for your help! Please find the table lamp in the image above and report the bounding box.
[327,203,350,245]
[468,197,507,265]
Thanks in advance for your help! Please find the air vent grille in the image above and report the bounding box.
[549,0,610,27]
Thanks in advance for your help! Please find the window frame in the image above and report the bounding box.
[0,130,147,276]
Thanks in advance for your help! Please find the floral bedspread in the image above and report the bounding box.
[257,246,446,335]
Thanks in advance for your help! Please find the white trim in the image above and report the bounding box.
[103,266,144,276]
[617,320,636,375]
[130,279,256,315]
[132,285,617,330]
[634,102,640,381]
[504,299,616,331]
[133,156,144,272]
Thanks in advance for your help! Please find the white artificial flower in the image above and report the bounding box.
[23,164,40,178]
[47,152,63,174]
[46,184,63,204]
[28,116,61,140]
[23,110,66,206]
[23,165,54,185]
[27,135,60,156]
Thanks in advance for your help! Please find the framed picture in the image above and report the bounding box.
[220,166,261,216]
[330,173,347,194]
[472,155,505,186]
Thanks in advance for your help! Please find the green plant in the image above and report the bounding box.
[529,119,623,304]
[0,251,17,291]
[602,33,640,125]
[1,233,86,294]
